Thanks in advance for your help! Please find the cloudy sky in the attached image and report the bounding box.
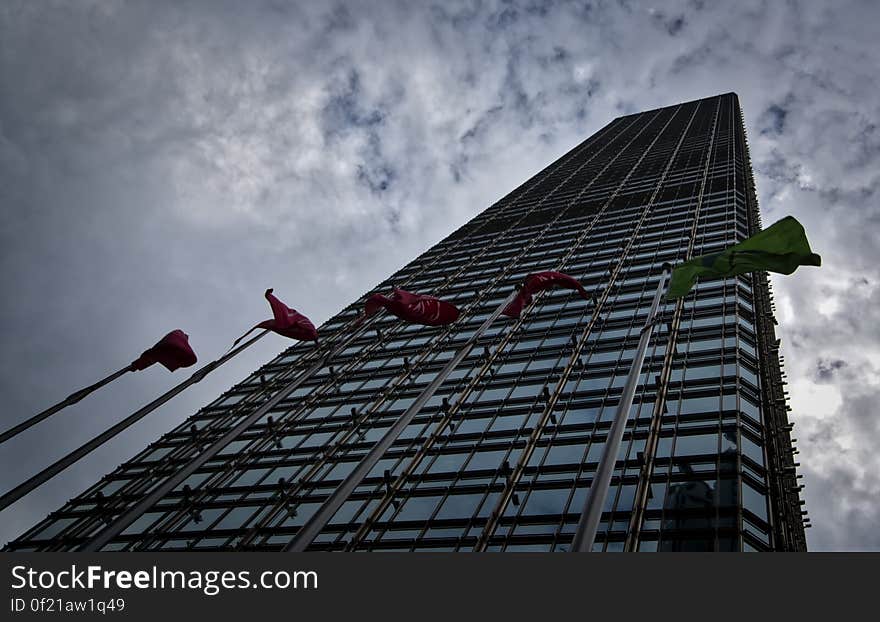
[1,0,877,551]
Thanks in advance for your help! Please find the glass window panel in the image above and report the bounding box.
[475,491,501,518]
[684,365,721,381]
[455,417,491,434]
[488,414,529,432]
[332,498,376,525]
[655,436,673,458]
[646,482,667,510]
[744,517,770,545]
[663,479,716,513]
[615,485,637,512]
[399,422,429,439]
[674,433,719,457]
[740,396,760,421]
[367,457,402,478]
[465,450,508,471]
[31,517,77,540]
[742,481,769,522]
[679,395,719,415]
[435,493,484,520]
[393,496,443,522]
[741,435,764,465]
[213,506,256,530]
[526,357,562,372]
[325,461,358,481]
[721,393,737,411]
[739,364,758,386]
[544,442,586,466]
[562,405,600,425]
[426,452,469,474]
[279,502,321,527]
[509,383,543,399]
[584,441,606,463]
[479,387,511,402]
[231,468,271,487]
[522,488,569,516]
[179,508,225,532]
[686,338,723,352]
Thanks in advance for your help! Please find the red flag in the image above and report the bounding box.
[503,271,591,318]
[131,329,198,372]
[257,288,318,341]
[364,287,459,326]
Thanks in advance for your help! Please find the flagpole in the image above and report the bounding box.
[0,330,269,513]
[283,290,519,552]
[570,264,670,553]
[0,365,135,446]
[78,326,362,552]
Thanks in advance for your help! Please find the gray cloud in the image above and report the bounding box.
[814,359,847,383]
[1,0,878,550]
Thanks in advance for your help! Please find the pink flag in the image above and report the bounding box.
[364,287,459,326]
[257,289,318,341]
[131,329,198,372]
[232,289,318,349]
[503,271,591,318]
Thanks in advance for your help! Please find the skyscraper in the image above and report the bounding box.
[7,92,807,552]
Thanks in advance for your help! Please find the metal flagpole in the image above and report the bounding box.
[0,366,134,446]
[284,290,518,552]
[570,264,671,553]
[79,326,364,552]
[0,330,269,513]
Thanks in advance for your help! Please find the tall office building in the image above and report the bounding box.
[7,92,807,552]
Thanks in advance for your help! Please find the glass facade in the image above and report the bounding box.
[7,92,806,552]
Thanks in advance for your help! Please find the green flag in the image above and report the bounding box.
[667,216,821,299]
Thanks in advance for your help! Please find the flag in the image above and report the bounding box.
[258,289,319,340]
[667,216,821,299]
[364,287,459,326]
[231,289,318,348]
[502,271,591,318]
[131,329,198,372]
[258,289,319,341]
